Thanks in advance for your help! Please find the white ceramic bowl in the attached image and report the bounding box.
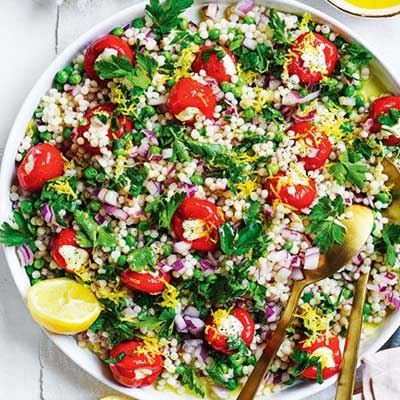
[326,0,400,18]
[1,1,399,399]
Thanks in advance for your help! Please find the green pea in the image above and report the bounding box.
[243,108,255,120]
[117,255,127,266]
[162,244,173,256]
[243,16,255,24]
[89,200,101,212]
[342,288,353,300]
[220,82,233,93]
[229,354,244,367]
[34,108,43,118]
[33,259,45,270]
[220,363,230,374]
[343,85,355,97]
[193,268,203,279]
[161,51,172,62]
[231,87,242,98]
[55,70,69,84]
[125,235,136,247]
[376,192,391,204]
[63,65,74,75]
[166,78,176,88]
[363,302,372,317]
[302,292,313,303]
[26,266,35,276]
[179,17,189,30]
[267,163,279,176]
[96,173,106,183]
[234,365,244,377]
[132,17,145,28]
[144,105,156,117]
[139,220,150,231]
[354,80,363,90]
[84,166,97,179]
[191,174,204,185]
[111,27,124,37]
[63,127,72,139]
[114,148,125,157]
[134,122,144,130]
[227,379,238,391]
[193,34,204,45]
[346,63,358,76]
[39,131,52,141]
[150,146,161,155]
[284,241,293,251]
[209,28,221,41]
[69,73,82,85]
[21,200,33,214]
[247,355,256,365]
[355,95,365,108]
[31,278,41,285]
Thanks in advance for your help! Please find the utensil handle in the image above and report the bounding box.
[335,271,370,400]
[237,281,305,400]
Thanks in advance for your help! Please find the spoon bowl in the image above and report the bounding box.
[237,205,374,400]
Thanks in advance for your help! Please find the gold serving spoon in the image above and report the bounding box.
[335,158,400,400]
[237,205,374,400]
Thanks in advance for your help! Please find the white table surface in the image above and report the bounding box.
[0,0,400,399]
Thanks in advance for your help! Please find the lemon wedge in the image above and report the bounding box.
[26,278,102,334]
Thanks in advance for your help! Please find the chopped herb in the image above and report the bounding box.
[176,365,205,398]
[329,150,369,189]
[145,0,194,34]
[377,224,400,267]
[289,348,323,384]
[127,247,156,271]
[306,196,346,253]
[104,352,126,364]
[268,9,292,45]
[341,42,373,67]
[0,210,35,248]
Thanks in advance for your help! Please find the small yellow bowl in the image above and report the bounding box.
[326,0,400,17]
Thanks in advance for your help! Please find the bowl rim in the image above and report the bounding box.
[1,0,399,399]
[325,0,400,18]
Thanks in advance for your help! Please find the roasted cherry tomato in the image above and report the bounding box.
[288,32,338,85]
[17,143,64,192]
[300,334,342,381]
[51,229,77,268]
[109,340,163,387]
[292,122,332,170]
[369,96,400,146]
[204,307,255,354]
[172,197,225,251]
[265,171,317,210]
[75,102,133,154]
[192,46,237,83]
[84,34,134,82]
[166,78,216,124]
[120,270,171,294]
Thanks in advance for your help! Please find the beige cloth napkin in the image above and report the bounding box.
[362,348,400,399]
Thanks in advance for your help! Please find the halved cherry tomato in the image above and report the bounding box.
[300,334,342,381]
[109,340,163,388]
[84,34,134,82]
[51,229,77,269]
[369,96,400,146]
[75,102,133,154]
[120,270,171,294]
[292,122,332,170]
[166,78,216,124]
[192,46,237,83]
[264,171,317,210]
[288,32,338,85]
[17,143,64,192]
[172,197,225,251]
[204,307,255,354]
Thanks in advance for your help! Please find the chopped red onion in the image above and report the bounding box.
[98,188,119,206]
[303,247,320,270]
[283,90,320,106]
[363,118,374,131]
[146,181,162,196]
[352,252,364,266]
[173,241,191,254]
[200,343,208,361]
[281,228,302,242]
[102,205,128,221]
[292,110,316,123]
[174,313,188,333]
[200,259,215,271]
[143,129,159,145]
[269,249,289,264]
[236,0,254,13]
[291,268,305,281]
[184,306,200,318]
[94,213,106,225]
[162,148,173,159]
[182,182,197,198]
[167,165,176,176]
[266,303,282,323]
[183,339,203,348]
[207,252,218,267]
[171,258,185,271]
[291,256,302,268]
[149,154,163,162]
[17,244,34,267]
[137,139,150,157]
[385,290,400,310]
[383,271,397,285]
[183,315,205,336]
[40,203,57,225]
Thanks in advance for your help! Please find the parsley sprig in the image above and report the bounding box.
[306,196,346,253]
[329,150,369,189]
[376,224,400,267]
[0,210,35,248]
[288,348,323,384]
[94,54,157,89]
[268,9,292,45]
[176,365,205,398]
[145,0,194,34]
